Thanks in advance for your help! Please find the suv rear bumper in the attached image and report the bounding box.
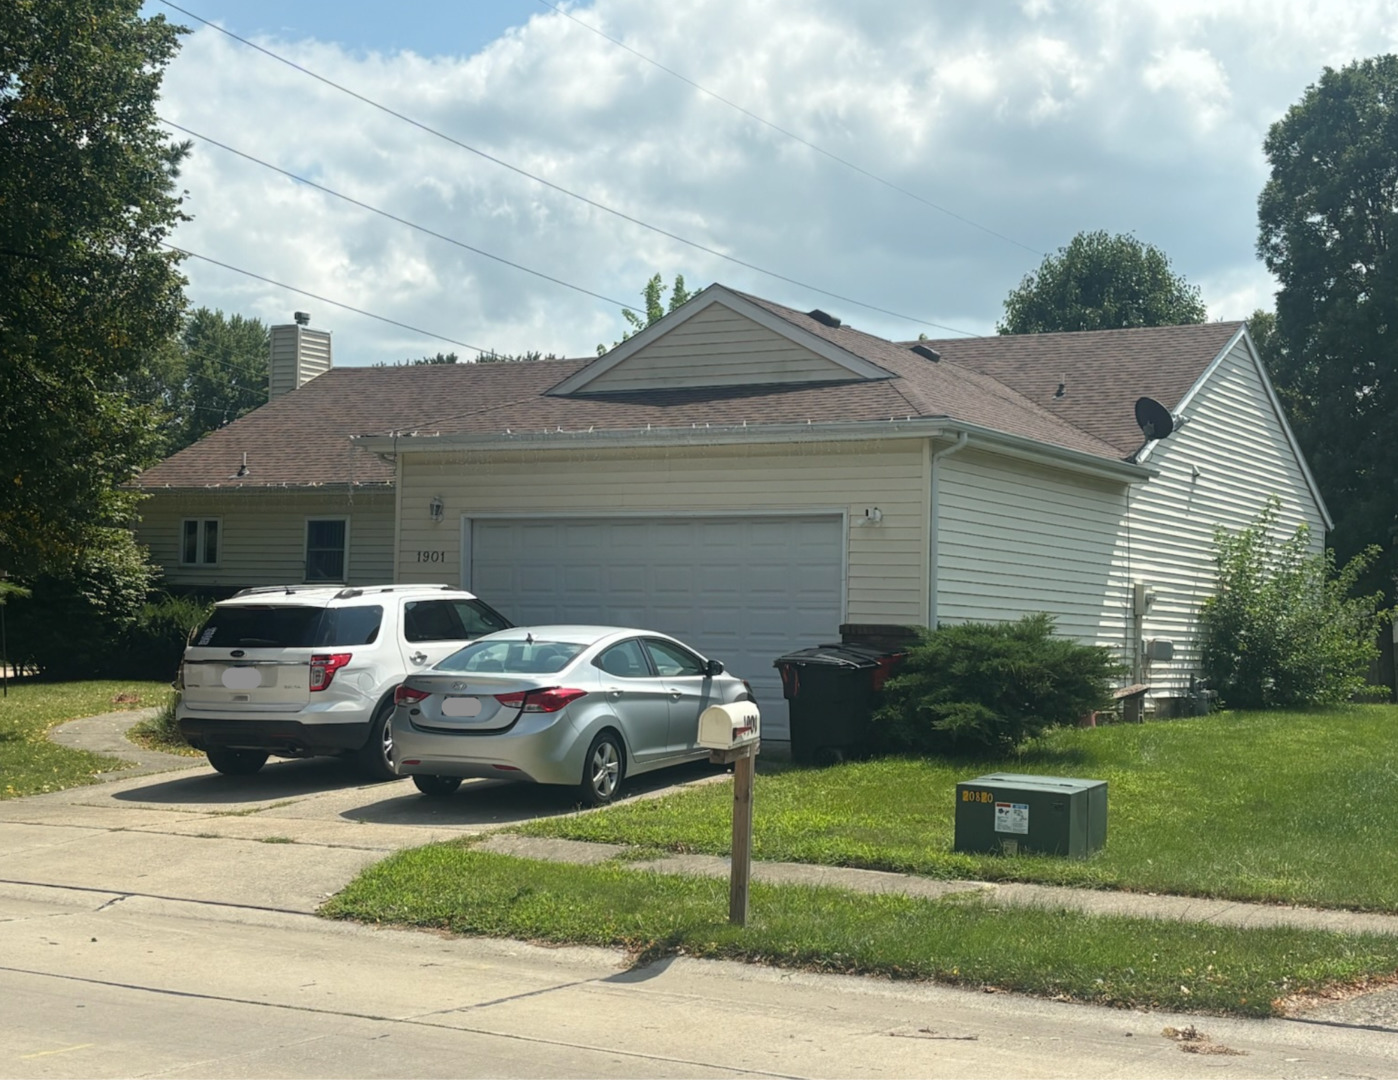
[180,718,369,756]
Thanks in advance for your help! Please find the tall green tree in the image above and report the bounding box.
[167,308,268,452]
[597,273,695,354]
[998,231,1206,334]
[0,0,188,574]
[1258,55,1398,594]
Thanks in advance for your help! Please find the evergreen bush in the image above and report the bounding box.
[1201,500,1389,708]
[873,613,1120,754]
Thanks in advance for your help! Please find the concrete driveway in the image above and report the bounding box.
[0,732,723,912]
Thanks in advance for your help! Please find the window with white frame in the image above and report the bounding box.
[305,518,348,582]
[180,519,220,565]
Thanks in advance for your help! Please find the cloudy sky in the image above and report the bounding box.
[147,0,1398,367]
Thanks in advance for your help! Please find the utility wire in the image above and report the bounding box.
[535,0,1044,258]
[165,244,494,353]
[162,118,632,311]
[156,0,976,336]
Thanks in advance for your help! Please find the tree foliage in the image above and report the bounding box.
[1201,499,1388,709]
[873,614,1120,754]
[1257,55,1398,595]
[597,273,695,354]
[148,308,269,454]
[0,0,188,574]
[998,231,1206,335]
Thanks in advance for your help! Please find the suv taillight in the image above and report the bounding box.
[395,684,430,706]
[310,653,352,691]
[174,660,185,691]
[494,688,587,713]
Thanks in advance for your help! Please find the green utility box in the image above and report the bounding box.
[954,773,1107,858]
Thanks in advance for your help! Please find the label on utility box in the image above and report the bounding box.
[994,802,1029,835]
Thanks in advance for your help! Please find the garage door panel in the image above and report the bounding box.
[469,516,843,739]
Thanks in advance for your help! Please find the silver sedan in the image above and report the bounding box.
[392,625,755,805]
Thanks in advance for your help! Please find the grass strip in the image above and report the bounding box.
[322,845,1398,1018]
[517,705,1398,911]
[0,680,172,798]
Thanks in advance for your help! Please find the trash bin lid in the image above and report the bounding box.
[773,643,890,669]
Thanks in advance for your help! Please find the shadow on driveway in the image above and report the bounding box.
[110,756,380,806]
[343,759,727,828]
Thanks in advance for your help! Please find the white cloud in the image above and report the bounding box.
[157,0,1398,363]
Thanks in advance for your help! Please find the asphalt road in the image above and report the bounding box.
[2,754,1397,1078]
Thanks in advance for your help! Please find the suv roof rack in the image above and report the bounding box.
[231,584,316,598]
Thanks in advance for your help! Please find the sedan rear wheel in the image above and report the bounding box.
[412,774,462,797]
[579,731,624,807]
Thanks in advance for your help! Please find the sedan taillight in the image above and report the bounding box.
[395,684,431,706]
[309,653,352,692]
[494,687,587,713]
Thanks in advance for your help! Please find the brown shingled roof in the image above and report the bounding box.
[136,289,1241,490]
[898,321,1245,456]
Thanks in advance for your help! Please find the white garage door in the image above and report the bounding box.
[466,515,845,740]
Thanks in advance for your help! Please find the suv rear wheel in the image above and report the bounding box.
[206,748,268,776]
[354,701,398,782]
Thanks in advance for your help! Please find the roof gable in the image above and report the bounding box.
[547,285,894,395]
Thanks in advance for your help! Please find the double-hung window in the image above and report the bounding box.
[180,519,220,566]
[305,518,348,583]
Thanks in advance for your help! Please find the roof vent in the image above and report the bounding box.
[293,311,311,325]
[911,344,941,362]
[807,309,842,328]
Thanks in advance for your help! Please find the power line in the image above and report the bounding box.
[534,0,1044,259]
[162,118,632,311]
[165,244,494,353]
[155,0,976,336]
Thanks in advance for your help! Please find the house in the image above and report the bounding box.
[137,313,408,594]
[135,286,1329,736]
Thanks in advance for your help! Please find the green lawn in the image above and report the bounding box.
[324,846,1398,1018]
[0,680,172,798]
[518,705,1398,911]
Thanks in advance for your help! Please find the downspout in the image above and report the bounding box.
[927,432,969,629]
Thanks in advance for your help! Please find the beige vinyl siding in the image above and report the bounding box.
[1126,336,1327,697]
[396,441,929,625]
[585,303,856,390]
[936,448,1131,656]
[137,489,395,589]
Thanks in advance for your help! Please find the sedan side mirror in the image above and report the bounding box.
[705,658,725,677]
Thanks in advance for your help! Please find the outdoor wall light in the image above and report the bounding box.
[861,507,883,525]
[428,496,444,523]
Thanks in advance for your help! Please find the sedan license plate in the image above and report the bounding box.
[441,695,483,718]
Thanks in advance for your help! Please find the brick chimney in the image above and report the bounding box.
[268,311,332,399]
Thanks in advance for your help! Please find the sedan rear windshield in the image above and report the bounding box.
[436,639,585,675]
[193,605,383,648]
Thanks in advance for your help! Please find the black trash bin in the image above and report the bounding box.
[774,643,906,765]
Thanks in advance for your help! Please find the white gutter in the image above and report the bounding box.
[356,417,1152,484]
[928,432,969,628]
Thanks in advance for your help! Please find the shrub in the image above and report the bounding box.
[119,594,214,681]
[1201,500,1389,709]
[6,528,155,679]
[872,614,1120,754]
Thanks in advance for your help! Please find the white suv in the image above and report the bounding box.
[176,584,512,778]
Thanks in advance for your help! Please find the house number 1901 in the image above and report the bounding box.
[415,550,446,563]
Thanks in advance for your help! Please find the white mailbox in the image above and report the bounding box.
[698,701,760,750]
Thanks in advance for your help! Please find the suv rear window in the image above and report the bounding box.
[194,604,383,648]
[403,599,511,642]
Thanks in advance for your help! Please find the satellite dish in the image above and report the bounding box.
[1135,397,1175,441]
